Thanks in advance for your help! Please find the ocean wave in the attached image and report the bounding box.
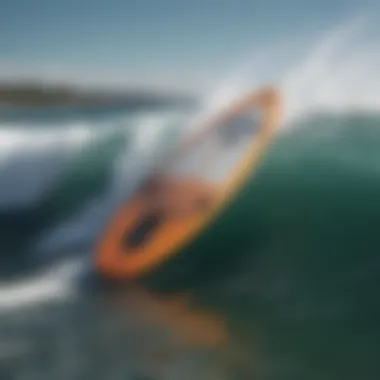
[2,12,380,310]
[0,108,190,308]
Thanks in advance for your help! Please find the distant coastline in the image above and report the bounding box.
[0,82,197,108]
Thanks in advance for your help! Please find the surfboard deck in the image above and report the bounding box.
[95,86,282,284]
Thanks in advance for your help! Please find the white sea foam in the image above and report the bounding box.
[194,13,380,132]
[0,259,83,313]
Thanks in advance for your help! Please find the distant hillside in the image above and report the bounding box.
[0,83,196,108]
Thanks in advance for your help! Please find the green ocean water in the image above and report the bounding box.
[0,108,379,379]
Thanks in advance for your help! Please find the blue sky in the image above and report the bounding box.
[0,0,377,93]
